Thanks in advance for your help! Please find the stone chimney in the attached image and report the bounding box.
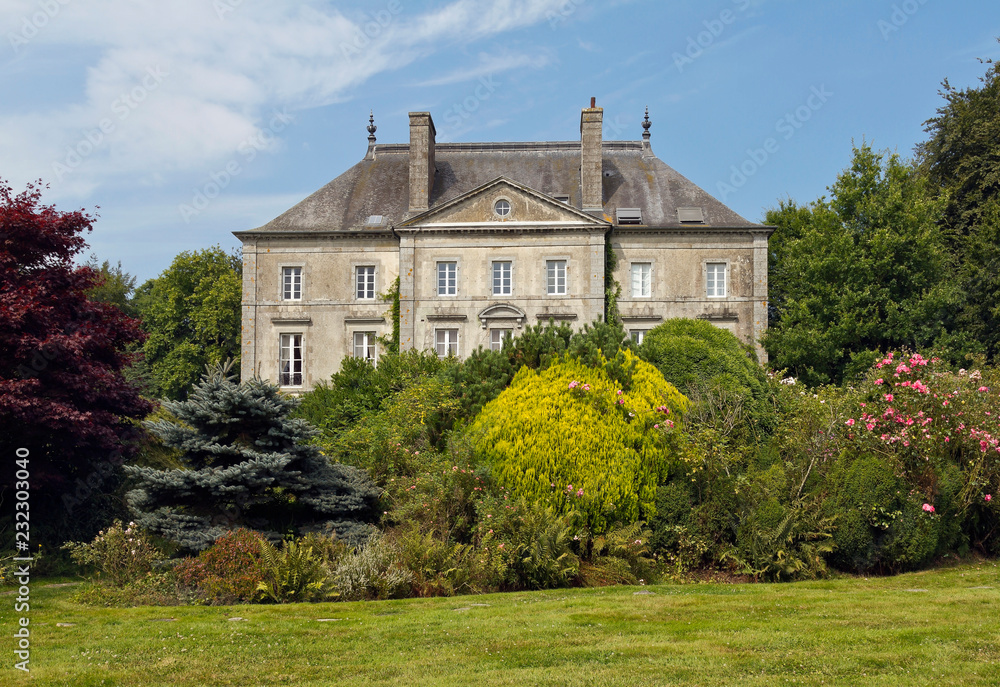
[408,112,436,213]
[580,97,603,213]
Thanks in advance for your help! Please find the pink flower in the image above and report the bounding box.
[922,503,935,513]
[576,489,584,497]
[985,494,992,503]
[875,378,884,385]
[568,380,578,390]
[978,386,989,393]
[617,389,623,396]
[885,393,894,402]
[845,418,855,427]
[654,424,659,429]
[583,384,590,391]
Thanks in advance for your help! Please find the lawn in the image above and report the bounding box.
[3,561,998,686]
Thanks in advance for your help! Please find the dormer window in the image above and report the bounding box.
[616,208,642,225]
[677,207,705,223]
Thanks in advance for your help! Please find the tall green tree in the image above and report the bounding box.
[125,363,381,551]
[135,246,241,399]
[84,254,138,318]
[763,144,959,385]
[917,47,1000,358]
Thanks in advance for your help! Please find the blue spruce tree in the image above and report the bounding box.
[125,362,380,551]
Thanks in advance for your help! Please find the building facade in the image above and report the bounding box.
[235,103,772,390]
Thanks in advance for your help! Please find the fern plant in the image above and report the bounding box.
[586,520,656,583]
[735,500,836,581]
[509,500,580,590]
[256,539,329,603]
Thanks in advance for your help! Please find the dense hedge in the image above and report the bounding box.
[640,318,775,440]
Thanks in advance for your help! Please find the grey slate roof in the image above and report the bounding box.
[248,140,762,233]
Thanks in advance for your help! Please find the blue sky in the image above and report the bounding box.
[2,0,998,283]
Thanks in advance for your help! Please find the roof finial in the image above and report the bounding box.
[367,110,377,143]
[642,106,651,141]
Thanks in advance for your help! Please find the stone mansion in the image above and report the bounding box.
[234,101,772,390]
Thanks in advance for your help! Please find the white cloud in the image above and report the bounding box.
[415,51,552,87]
[0,0,571,200]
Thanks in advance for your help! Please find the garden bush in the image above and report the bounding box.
[173,528,267,604]
[474,496,580,591]
[640,318,775,442]
[394,528,477,597]
[63,520,162,587]
[329,376,458,484]
[825,454,940,573]
[470,351,687,532]
[332,532,414,601]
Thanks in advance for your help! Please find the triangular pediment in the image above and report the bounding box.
[401,176,609,228]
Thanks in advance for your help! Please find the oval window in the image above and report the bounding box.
[494,199,511,217]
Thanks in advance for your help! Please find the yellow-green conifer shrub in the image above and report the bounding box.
[470,351,688,532]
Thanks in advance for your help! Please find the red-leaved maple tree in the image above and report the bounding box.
[0,180,153,543]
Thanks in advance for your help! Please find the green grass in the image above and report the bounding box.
[3,561,999,686]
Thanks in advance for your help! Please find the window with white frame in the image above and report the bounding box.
[546,260,567,295]
[706,262,727,298]
[356,266,376,299]
[353,331,377,362]
[492,261,512,296]
[631,262,651,298]
[490,328,512,351]
[437,262,457,296]
[279,333,303,386]
[630,329,648,345]
[435,329,459,357]
[282,267,302,301]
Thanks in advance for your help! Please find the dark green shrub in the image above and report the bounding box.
[296,349,447,439]
[826,455,941,573]
[649,482,693,553]
[879,500,940,571]
[640,318,775,442]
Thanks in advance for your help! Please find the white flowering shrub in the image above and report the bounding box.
[62,520,162,587]
[332,532,413,601]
